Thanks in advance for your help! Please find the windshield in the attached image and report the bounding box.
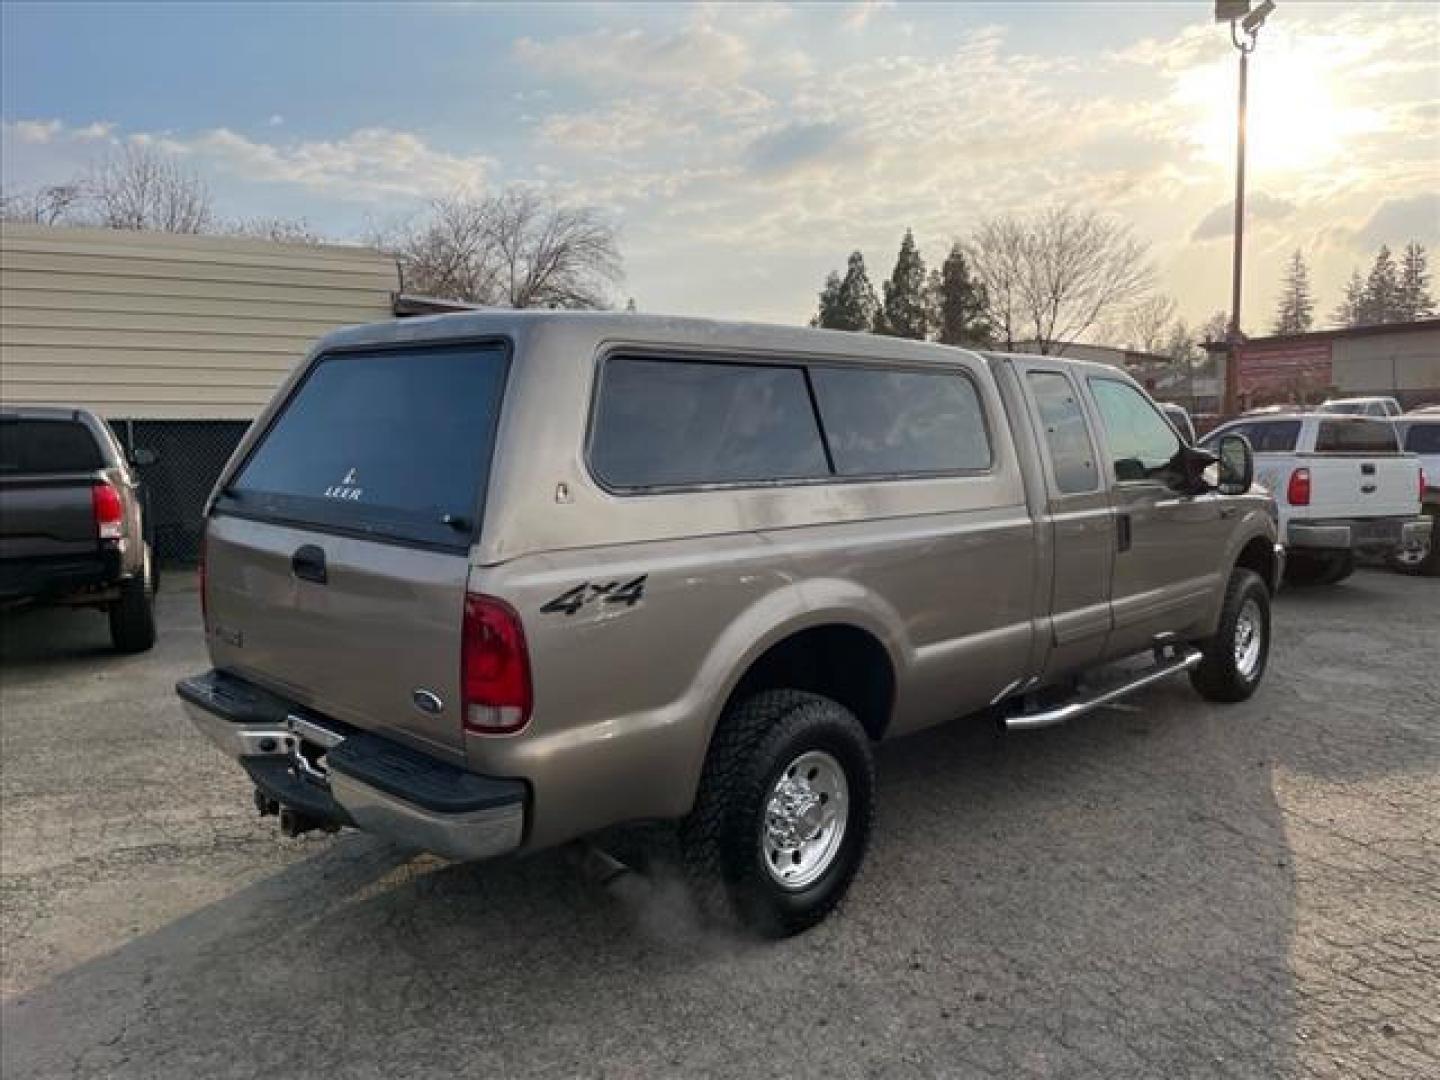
[225,343,509,548]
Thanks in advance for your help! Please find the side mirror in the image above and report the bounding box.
[1171,444,1217,494]
[1215,433,1254,495]
[131,447,158,467]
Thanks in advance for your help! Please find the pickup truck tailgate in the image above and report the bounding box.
[1304,418,1418,519]
[203,341,510,763]
[0,474,100,559]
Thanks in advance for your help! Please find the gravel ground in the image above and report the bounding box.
[1,570,1437,1079]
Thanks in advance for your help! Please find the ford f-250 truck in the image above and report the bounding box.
[180,312,1282,936]
[1,406,157,652]
[1199,412,1430,584]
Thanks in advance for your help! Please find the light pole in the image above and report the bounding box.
[1217,0,1275,415]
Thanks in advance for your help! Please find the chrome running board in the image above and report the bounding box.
[1004,648,1203,731]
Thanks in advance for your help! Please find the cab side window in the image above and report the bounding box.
[1026,371,1099,494]
[1088,378,1181,483]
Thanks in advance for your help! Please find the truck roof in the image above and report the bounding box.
[0,405,103,423]
[317,309,989,369]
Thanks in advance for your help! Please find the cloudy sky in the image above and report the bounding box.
[3,1,1437,336]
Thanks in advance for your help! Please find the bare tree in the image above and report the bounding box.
[967,206,1156,354]
[0,183,86,225]
[379,188,622,309]
[1199,309,1230,345]
[490,188,622,309]
[1121,294,1178,355]
[88,144,213,233]
[377,196,506,303]
[226,216,326,245]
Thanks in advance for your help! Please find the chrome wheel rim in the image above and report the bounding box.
[761,749,848,890]
[1234,598,1264,680]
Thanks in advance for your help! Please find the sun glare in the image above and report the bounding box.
[1179,40,1383,176]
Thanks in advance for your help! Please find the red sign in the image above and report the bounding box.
[1236,340,1333,400]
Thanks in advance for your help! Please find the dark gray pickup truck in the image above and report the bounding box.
[0,406,157,652]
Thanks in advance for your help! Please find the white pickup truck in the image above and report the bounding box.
[1200,413,1430,584]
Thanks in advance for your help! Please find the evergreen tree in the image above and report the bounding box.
[1271,249,1314,335]
[814,271,844,328]
[815,251,880,332]
[1333,268,1365,328]
[931,242,992,346]
[1398,242,1434,321]
[1360,245,1401,325]
[880,229,930,339]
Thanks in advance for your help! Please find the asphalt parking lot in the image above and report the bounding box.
[2,571,1437,1080]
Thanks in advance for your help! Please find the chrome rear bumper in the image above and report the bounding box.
[1288,516,1432,552]
[179,672,526,863]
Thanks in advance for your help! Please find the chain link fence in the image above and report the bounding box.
[109,420,251,565]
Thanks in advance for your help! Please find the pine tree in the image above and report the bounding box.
[1271,249,1314,335]
[814,271,844,328]
[816,251,880,332]
[1360,245,1401,325]
[1398,242,1434,321]
[931,242,992,346]
[880,229,929,339]
[1333,268,1365,328]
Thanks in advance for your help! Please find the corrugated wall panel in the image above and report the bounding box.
[0,223,399,419]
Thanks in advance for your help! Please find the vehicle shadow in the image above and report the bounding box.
[2,682,1300,1079]
[0,603,116,668]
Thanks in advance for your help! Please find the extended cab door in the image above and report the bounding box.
[1082,375,1232,658]
[1014,361,1114,674]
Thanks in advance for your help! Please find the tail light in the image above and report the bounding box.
[92,482,124,540]
[461,594,532,734]
[1286,467,1311,506]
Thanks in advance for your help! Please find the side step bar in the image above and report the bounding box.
[1004,647,1203,731]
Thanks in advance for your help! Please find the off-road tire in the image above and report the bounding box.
[109,567,156,654]
[679,690,874,938]
[1190,568,1270,703]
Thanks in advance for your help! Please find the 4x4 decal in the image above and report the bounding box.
[540,574,648,616]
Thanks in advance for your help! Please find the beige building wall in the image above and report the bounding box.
[1331,325,1440,397]
[0,223,399,419]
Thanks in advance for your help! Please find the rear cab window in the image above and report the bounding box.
[1313,420,1400,455]
[219,343,509,549]
[0,419,105,474]
[1026,371,1099,494]
[1403,424,1440,454]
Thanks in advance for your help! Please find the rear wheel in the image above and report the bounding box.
[1190,568,1270,703]
[109,547,156,653]
[679,690,874,938]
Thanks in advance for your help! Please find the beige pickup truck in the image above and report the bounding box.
[179,312,1281,936]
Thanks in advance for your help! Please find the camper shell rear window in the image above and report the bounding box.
[219,342,509,549]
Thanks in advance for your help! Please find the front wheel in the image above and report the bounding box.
[1190,568,1270,703]
[679,690,874,938]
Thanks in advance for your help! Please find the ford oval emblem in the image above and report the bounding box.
[411,689,444,716]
